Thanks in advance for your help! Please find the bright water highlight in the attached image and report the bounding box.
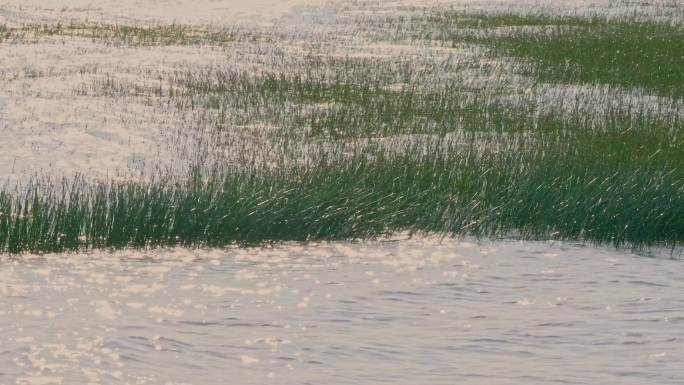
[1,239,682,384]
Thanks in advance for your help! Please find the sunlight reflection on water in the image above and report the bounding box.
[1,238,682,384]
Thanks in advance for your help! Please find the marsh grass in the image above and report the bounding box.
[1,134,681,254]
[172,69,682,141]
[1,6,682,254]
[0,25,9,42]
[4,22,239,46]
[4,67,682,253]
[422,12,684,98]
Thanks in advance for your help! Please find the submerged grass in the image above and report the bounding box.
[3,22,239,46]
[174,70,682,140]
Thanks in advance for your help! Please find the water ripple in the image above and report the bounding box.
[1,239,682,384]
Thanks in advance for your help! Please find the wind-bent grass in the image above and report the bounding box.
[2,119,682,254]
[422,12,684,98]
[1,153,681,254]
[1,6,683,254]
[172,69,682,140]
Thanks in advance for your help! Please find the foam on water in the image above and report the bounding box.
[1,239,682,384]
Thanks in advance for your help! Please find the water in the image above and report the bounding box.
[1,238,682,385]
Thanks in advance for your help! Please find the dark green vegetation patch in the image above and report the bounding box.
[2,142,682,253]
[423,12,684,98]
[1,6,683,254]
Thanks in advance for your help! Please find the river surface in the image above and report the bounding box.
[1,239,682,385]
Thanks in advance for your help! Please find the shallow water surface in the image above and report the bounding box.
[1,239,682,384]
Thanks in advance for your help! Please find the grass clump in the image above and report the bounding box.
[2,6,682,254]
[175,70,681,140]
[422,12,684,98]
[0,25,9,42]
[1,120,681,254]
[80,24,237,46]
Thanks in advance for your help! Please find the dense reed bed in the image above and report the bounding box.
[418,12,684,98]
[1,4,682,253]
[2,142,681,254]
[2,110,681,253]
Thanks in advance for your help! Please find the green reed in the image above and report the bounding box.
[1,6,682,254]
